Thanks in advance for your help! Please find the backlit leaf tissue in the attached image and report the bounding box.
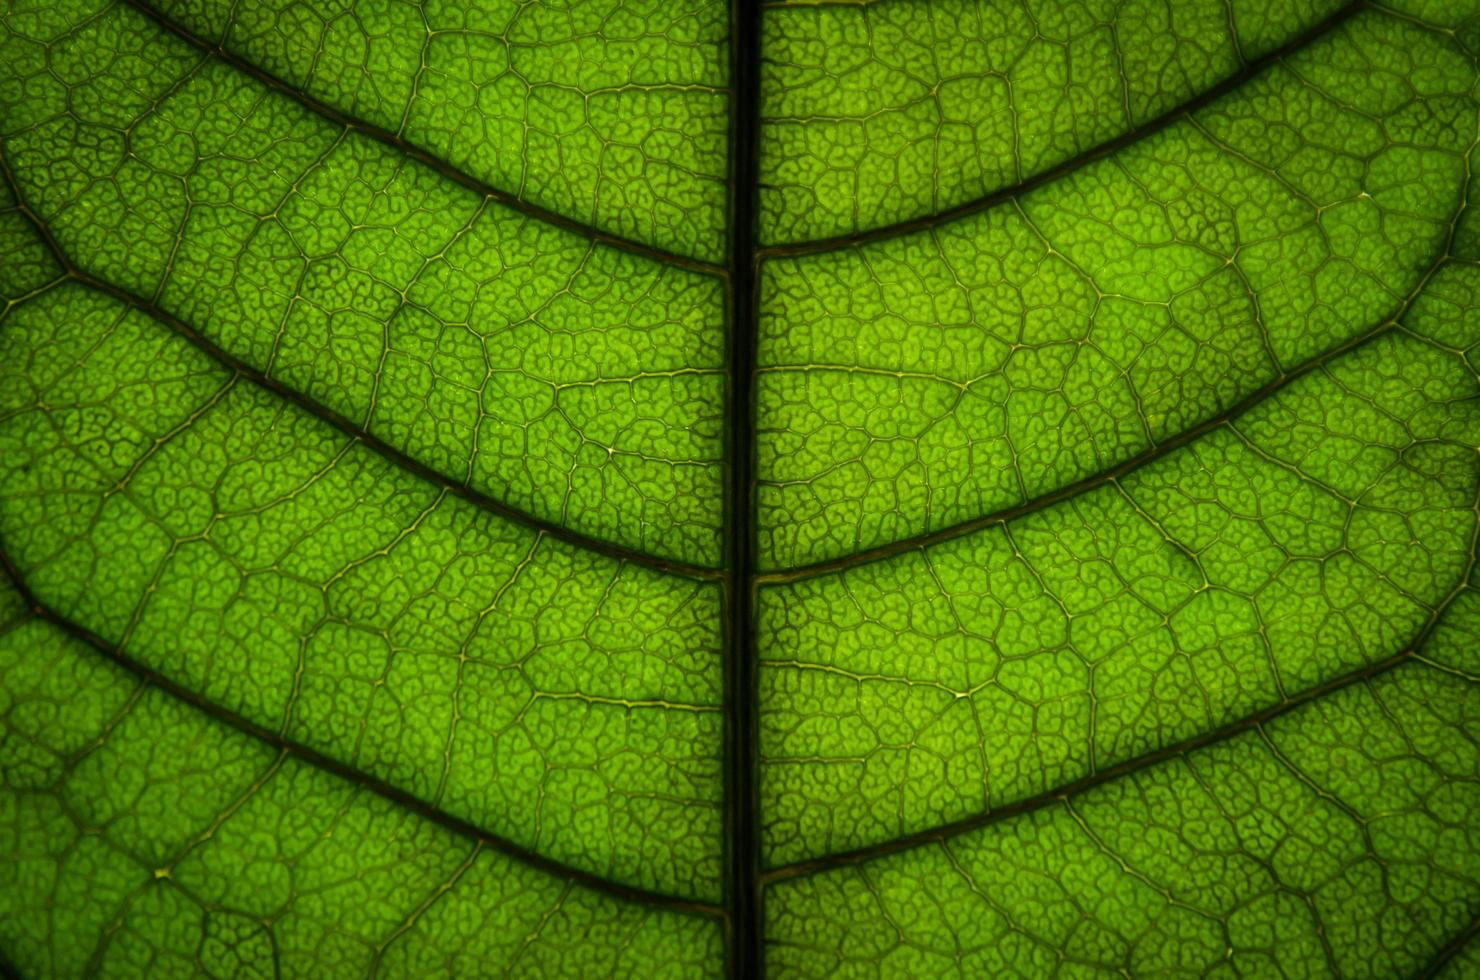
[1,0,1478,976]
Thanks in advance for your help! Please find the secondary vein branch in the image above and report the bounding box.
[760,227,1463,585]
[758,0,1366,258]
[0,542,726,918]
[760,477,1479,883]
[0,154,720,582]
[119,0,728,278]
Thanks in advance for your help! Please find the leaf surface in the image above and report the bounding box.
[1,0,1478,976]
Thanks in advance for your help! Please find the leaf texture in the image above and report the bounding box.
[1,0,1479,977]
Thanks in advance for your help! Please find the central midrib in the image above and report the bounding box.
[723,0,765,974]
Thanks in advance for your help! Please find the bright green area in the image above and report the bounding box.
[0,578,722,977]
[757,8,1478,569]
[147,0,731,262]
[3,0,1479,977]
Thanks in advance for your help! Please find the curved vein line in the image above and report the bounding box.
[761,657,1405,882]
[0,547,726,920]
[757,615,1462,888]
[117,0,727,279]
[755,324,1387,583]
[82,272,721,578]
[758,243,1463,585]
[756,0,1366,258]
[0,160,721,581]
[759,548,1477,884]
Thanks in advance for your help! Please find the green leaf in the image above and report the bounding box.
[1,0,1478,977]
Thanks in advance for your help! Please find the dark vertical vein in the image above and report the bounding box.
[724,0,764,973]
